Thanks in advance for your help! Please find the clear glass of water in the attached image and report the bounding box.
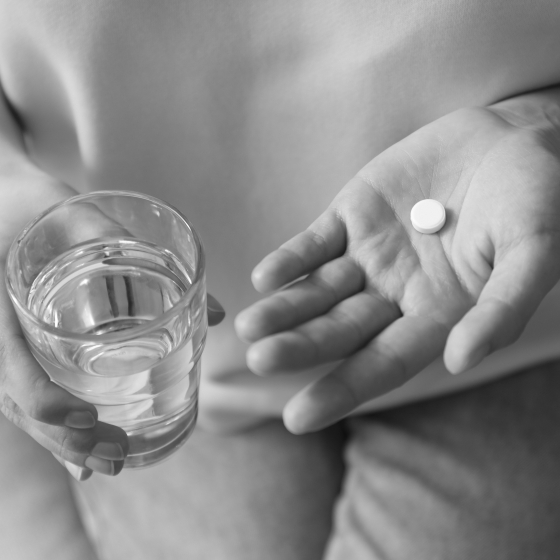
[5,191,207,468]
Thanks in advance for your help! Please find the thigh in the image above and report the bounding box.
[73,420,345,560]
[0,414,97,560]
[325,360,560,560]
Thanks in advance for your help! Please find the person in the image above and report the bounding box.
[1,1,560,558]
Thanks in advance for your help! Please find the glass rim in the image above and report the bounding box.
[5,190,205,343]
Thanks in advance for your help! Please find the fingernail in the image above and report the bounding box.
[65,411,96,429]
[207,294,225,314]
[92,442,125,460]
[64,461,93,482]
[85,456,115,476]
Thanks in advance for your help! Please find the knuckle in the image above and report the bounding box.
[57,428,93,458]
[0,336,15,385]
[308,273,339,306]
[57,430,74,456]
[24,377,52,422]
[329,375,360,412]
[0,393,27,430]
[374,340,410,388]
[329,307,365,344]
[0,340,7,379]
[308,230,330,260]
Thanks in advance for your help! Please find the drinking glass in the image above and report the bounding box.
[5,191,207,468]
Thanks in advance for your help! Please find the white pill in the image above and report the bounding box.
[410,199,446,234]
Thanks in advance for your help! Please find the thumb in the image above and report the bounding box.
[444,237,560,373]
[207,294,225,326]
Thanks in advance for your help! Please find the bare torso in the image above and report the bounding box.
[1,0,560,409]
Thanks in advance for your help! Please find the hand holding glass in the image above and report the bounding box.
[6,191,207,468]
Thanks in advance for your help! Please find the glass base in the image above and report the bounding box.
[123,404,198,468]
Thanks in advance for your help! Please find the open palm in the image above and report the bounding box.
[236,102,560,433]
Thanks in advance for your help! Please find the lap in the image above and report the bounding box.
[5,359,560,560]
[73,420,346,560]
[326,359,560,560]
[0,413,97,560]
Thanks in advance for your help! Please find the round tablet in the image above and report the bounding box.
[410,199,446,234]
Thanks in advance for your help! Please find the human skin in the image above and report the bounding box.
[233,86,560,434]
[2,86,560,472]
[2,0,560,452]
[0,95,224,479]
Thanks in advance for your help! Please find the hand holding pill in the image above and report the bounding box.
[236,92,560,434]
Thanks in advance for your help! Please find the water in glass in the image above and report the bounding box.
[27,238,205,467]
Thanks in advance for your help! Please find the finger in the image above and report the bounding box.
[251,210,347,293]
[207,293,226,326]
[444,239,560,374]
[0,332,98,427]
[5,403,128,476]
[282,314,448,433]
[246,290,399,373]
[236,257,364,343]
[51,453,93,482]
[0,273,99,427]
